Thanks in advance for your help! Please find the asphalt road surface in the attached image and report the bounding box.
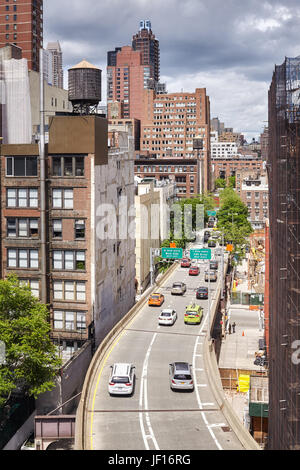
[85,242,245,450]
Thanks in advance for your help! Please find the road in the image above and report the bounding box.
[85,240,245,450]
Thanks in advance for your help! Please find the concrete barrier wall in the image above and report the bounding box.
[75,262,178,450]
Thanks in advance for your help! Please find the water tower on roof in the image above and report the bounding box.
[68,59,102,114]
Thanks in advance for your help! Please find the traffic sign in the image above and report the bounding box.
[190,248,212,260]
[226,244,234,252]
[161,247,183,259]
[207,210,217,217]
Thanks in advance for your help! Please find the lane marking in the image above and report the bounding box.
[139,333,160,450]
[193,310,223,451]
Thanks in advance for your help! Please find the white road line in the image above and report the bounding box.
[139,333,160,451]
[193,311,223,451]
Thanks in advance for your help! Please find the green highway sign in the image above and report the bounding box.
[190,248,212,260]
[207,210,217,217]
[161,248,183,259]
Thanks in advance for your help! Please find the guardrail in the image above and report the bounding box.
[75,261,179,450]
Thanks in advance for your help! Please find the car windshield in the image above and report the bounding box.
[198,288,207,292]
[151,295,160,299]
[174,374,192,380]
[187,311,198,316]
[173,283,182,287]
[111,376,130,384]
[161,312,172,317]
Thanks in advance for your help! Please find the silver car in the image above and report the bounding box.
[171,282,187,295]
[205,270,217,282]
[169,362,194,391]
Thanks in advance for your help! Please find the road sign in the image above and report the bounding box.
[207,210,217,217]
[170,242,176,248]
[190,248,212,260]
[226,244,234,252]
[161,247,183,259]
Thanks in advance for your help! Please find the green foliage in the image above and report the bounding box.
[215,178,226,189]
[228,175,236,188]
[217,188,253,262]
[0,275,61,406]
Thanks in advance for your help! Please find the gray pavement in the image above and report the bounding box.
[85,240,245,451]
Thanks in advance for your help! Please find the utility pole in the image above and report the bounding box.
[208,261,211,340]
[39,49,47,304]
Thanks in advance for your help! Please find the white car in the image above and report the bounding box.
[158,309,177,326]
[108,363,135,396]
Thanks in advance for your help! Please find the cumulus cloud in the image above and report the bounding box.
[43,0,300,140]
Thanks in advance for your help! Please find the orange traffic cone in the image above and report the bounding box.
[242,331,245,337]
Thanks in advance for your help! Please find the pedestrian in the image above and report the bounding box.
[232,322,236,333]
[228,323,232,334]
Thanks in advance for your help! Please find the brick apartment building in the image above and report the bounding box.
[0,0,43,72]
[135,156,199,198]
[239,173,269,229]
[0,115,136,355]
[138,88,211,194]
[211,155,263,186]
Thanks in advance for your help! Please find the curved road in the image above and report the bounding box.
[85,246,244,450]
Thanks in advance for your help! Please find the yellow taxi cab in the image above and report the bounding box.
[148,292,165,307]
[184,303,203,325]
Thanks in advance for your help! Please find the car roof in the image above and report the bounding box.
[186,303,201,310]
[161,309,174,314]
[198,287,208,290]
[151,292,161,296]
[112,363,132,375]
[173,362,190,371]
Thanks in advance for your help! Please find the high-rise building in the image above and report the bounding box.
[268,56,300,450]
[0,0,43,72]
[107,21,162,121]
[138,88,211,193]
[46,41,64,88]
[132,20,160,84]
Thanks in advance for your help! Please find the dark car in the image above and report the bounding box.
[204,231,211,242]
[209,260,219,270]
[196,287,208,299]
[208,239,216,247]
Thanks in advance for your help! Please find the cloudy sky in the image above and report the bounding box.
[44,0,300,141]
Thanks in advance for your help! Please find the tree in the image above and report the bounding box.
[214,178,226,189]
[217,188,253,262]
[0,276,62,406]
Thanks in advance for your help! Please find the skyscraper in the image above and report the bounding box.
[107,21,161,121]
[0,0,43,72]
[46,41,64,89]
[132,20,160,84]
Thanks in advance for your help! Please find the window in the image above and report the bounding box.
[20,279,39,298]
[53,251,85,271]
[52,189,73,209]
[52,156,84,177]
[6,156,38,176]
[7,218,38,238]
[53,310,86,331]
[75,220,85,239]
[52,219,62,238]
[7,188,38,208]
[53,280,86,302]
[7,249,39,269]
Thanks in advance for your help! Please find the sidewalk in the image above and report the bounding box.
[218,256,266,428]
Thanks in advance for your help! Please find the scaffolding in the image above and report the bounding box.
[268,56,300,450]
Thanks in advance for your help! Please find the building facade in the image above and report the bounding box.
[211,155,263,186]
[46,41,64,88]
[139,88,211,193]
[0,0,43,72]
[268,56,300,450]
[135,156,199,198]
[0,115,136,357]
[240,173,269,229]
